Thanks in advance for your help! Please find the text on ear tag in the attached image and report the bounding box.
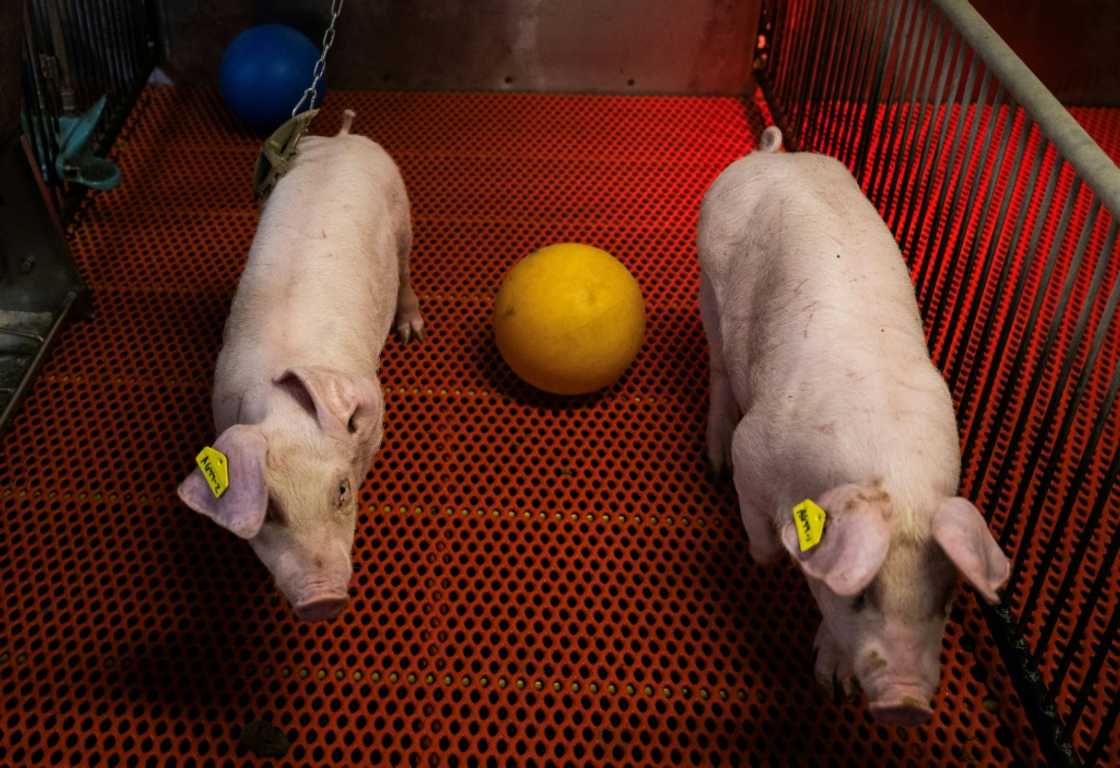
[195,446,230,499]
[792,499,827,552]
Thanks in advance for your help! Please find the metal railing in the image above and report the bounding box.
[20,0,158,217]
[2,1,157,436]
[754,1,1119,765]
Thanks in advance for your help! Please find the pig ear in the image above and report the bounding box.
[933,498,1010,605]
[177,425,268,539]
[780,485,891,597]
[276,366,383,444]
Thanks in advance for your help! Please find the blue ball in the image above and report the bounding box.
[219,24,326,135]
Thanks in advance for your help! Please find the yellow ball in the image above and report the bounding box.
[493,243,646,395]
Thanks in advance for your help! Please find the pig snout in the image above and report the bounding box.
[868,683,934,725]
[271,545,354,622]
[289,572,350,622]
[858,639,939,726]
[295,595,348,622]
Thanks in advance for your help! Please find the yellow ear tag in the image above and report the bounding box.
[195,446,230,499]
[792,499,827,552]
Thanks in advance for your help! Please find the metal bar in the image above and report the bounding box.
[802,0,844,150]
[75,0,104,106]
[960,151,1064,476]
[947,112,1032,387]
[119,0,142,81]
[921,70,993,323]
[21,0,61,184]
[973,171,1079,539]
[932,87,1014,368]
[59,0,94,108]
[789,0,827,149]
[112,0,139,85]
[1005,220,1119,572]
[890,19,953,243]
[0,328,48,342]
[771,0,806,134]
[1046,441,1120,696]
[765,0,790,104]
[834,0,885,170]
[95,0,127,92]
[872,0,928,212]
[955,129,1048,467]
[800,0,839,149]
[932,0,1120,217]
[913,47,980,304]
[43,0,76,112]
[20,25,49,179]
[986,186,1093,552]
[897,27,964,260]
[1029,225,1120,656]
[853,0,901,183]
[865,0,918,200]
[0,292,76,438]
[1017,230,1119,602]
[886,14,945,242]
[819,0,862,159]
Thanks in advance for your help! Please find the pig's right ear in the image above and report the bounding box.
[177,425,268,539]
[780,484,891,597]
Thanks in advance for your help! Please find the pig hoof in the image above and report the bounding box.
[705,424,734,474]
[396,313,425,343]
[813,625,857,699]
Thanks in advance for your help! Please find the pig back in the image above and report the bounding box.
[703,151,961,509]
[219,134,408,390]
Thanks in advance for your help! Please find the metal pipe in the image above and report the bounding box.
[1029,224,1120,657]
[853,0,901,182]
[1003,198,1106,595]
[897,26,963,260]
[886,12,944,241]
[932,0,1120,217]
[834,0,887,170]
[946,110,1031,386]
[954,125,1045,466]
[913,51,980,304]
[959,147,1062,476]
[933,88,1015,369]
[869,0,931,210]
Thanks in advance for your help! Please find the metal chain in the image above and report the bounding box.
[290,0,345,118]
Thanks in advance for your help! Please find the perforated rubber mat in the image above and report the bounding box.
[5,85,1116,766]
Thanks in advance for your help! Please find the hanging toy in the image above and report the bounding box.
[252,0,345,200]
[220,24,326,136]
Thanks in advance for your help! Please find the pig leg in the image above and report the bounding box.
[813,622,857,699]
[730,421,782,565]
[700,272,738,474]
[393,226,425,342]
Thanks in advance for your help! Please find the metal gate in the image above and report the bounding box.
[754,0,1120,764]
[2,0,158,435]
[20,0,159,216]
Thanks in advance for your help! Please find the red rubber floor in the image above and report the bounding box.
[4,85,1109,766]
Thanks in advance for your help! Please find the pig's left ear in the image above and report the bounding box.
[276,366,384,446]
[933,497,1011,604]
[177,425,268,539]
[780,485,891,597]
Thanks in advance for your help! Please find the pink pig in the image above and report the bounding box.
[698,126,1011,725]
[177,110,423,621]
